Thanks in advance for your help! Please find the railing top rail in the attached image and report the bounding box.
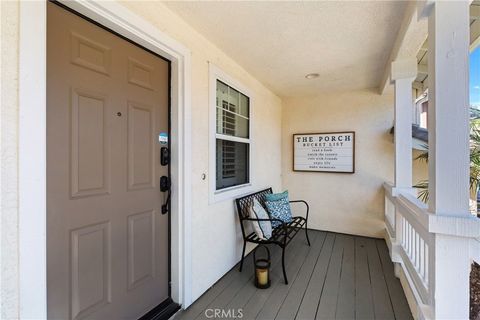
[384,182,480,239]
[383,181,395,198]
[397,194,433,244]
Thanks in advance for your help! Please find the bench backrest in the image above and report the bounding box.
[235,187,273,221]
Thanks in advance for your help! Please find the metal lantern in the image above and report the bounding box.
[253,245,271,289]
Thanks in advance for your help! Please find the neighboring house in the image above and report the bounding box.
[389,124,428,150]
[412,124,429,150]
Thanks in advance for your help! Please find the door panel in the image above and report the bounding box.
[71,89,110,198]
[47,3,170,319]
[127,210,155,290]
[128,101,156,190]
[71,222,111,319]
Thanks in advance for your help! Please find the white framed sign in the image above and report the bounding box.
[293,132,355,173]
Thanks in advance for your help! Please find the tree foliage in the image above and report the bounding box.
[413,113,480,203]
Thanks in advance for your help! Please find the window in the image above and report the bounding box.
[215,80,250,190]
[209,64,253,202]
[414,91,428,129]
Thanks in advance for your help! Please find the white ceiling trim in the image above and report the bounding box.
[379,1,428,95]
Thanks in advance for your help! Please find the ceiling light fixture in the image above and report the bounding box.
[305,73,319,79]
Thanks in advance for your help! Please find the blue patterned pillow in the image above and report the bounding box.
[265,190,288,202]
[265,197,292,228]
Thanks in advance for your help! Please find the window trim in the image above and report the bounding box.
[414,90,429,128]
[209,63,254,203]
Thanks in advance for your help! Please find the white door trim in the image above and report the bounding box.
[18,1,192,318]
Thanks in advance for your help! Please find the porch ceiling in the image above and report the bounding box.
[164,1,408,98]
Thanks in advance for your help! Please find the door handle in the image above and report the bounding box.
[160,176,170,192]
[160,147,169,166]
[160,176,170,214]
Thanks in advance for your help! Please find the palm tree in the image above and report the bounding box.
[414,115,480,204]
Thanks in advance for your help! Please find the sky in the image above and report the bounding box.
[472,46,480,107]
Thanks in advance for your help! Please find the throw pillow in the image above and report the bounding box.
[265,190,289,202]
[249,198,272,240]
[265,197,293,228]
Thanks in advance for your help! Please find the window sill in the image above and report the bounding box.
[210,183,253,204]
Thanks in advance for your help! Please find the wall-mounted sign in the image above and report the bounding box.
[293,132,355,173]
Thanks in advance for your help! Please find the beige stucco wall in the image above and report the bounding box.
[0,1,20,319]
[282,91,430,238]
[0,0,282,311]
[118,1,283,301]
[282,90,395,238]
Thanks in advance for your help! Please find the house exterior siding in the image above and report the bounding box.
[0,2,20,318]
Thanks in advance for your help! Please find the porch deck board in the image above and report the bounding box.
[296,233,335,320]
[366,238,396,319]
[274,232,326,320]
[254,232,319,320]
[335,235,355,320]
[355,237,375,319]
[173,230,412,320]
[315,234,344,319]
[376,239,412,320]
[238,237,304,320]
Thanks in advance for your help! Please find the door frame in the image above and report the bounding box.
[18,1,193,318]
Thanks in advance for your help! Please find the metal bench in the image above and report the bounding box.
[235,188,310,284]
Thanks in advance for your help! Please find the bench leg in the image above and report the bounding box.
[239,241,247,272]
[305,222,311,246]
[282,246,288,284]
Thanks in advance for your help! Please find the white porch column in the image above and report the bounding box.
[427,1,471,318]
[391,59,417,193]
[427,1,470,217]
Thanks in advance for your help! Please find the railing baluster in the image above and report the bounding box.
[409,223,413,257]
[416,232,420,269]
[384,183,432,309]
[425,243,429,286]
[419,237,425,280]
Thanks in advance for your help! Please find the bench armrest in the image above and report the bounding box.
[289,200,309,221]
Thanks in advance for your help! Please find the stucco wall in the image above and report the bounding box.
[118,1,283,301]
[0,1,20,319]
[0,0,282,311]
[282,90,395,238]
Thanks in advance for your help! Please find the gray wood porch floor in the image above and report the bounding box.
[173,230,412,320]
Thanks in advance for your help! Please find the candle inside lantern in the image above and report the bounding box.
[253,245,271,289]
[256,268,268,286]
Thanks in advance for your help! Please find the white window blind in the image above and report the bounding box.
[215,80,250,190]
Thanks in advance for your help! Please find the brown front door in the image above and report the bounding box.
[47,2,170,319]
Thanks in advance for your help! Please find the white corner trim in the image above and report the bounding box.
[379,1,427,94]
[208,63,254,204]
[18,1,47,318]
[18,1,193,316]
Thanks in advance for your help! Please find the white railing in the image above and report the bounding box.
[395,194,433,305]
[384,184,396,238]
[383,183,434,313]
